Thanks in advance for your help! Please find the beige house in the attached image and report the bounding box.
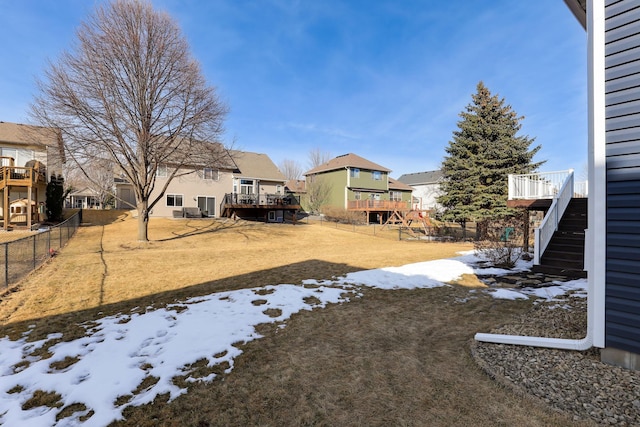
[0,121,65,229]
[222,151,297,222]
[116,148,296,222]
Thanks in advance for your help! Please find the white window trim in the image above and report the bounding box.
[166,193,184,207]
[157,165,168,178]
[203,168,219,180]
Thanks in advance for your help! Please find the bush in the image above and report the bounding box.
[321,207,366,224]
[474,217,523,268]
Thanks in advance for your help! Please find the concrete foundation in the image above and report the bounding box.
[601,347,640,371]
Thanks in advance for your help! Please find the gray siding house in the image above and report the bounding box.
[477,0,640,371]
[397,170,443,212]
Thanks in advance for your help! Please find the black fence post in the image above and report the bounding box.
[4,243,8,288]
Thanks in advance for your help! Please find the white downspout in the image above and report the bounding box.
[475,0,605,351]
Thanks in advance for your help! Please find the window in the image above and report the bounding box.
[372,171,382,180]
[166,194,183,207]
[157,165,168,178]
[350,168,360,178]
[203,168,218,180]
[276,185,282,194]
[390,191,402,202]
[354,191,361,200]
[240,179,254,195]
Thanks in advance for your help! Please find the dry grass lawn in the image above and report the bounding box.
[0,211,590,426]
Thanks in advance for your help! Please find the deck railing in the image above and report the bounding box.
[347,200,411,210]
[0,166,45,188]
[508,169,588,200]
[223,193,300,206]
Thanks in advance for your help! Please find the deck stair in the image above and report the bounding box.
[508,169,588,279]
[532,198,587,278]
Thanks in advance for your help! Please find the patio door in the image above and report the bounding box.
[197,196,216,217]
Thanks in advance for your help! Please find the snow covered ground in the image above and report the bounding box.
[0,251,587,426]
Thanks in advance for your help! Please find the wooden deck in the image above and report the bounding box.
[0,166,45,190]
[347,200,411,211]
[221,193,301,220]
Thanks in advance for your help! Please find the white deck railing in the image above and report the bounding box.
[508,169,588,200]
[508,170,574,200]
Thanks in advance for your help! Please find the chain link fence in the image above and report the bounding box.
[0,210,82,289]
[299,215,477,242]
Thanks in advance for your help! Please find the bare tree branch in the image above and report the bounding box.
[278,158,303,181]
[307,148,332,170]
[30,0,228,241]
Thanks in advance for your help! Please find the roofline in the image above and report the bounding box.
[564,0,586,30]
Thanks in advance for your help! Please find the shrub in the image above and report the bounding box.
[321,206,366,224]
[474,217,523,268]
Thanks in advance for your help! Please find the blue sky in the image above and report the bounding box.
[0,0,587,178]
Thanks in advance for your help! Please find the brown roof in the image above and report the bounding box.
[285,179,306,193]
[0,121,60,148]
[388,177,413,191]
[231,151,286,182]
[304,153,391,175]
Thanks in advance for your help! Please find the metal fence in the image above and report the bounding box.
[302,215,476,242]
[0,210,82,289]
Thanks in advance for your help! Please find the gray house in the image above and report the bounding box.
[477,0,640,371]
[397,170,443,212]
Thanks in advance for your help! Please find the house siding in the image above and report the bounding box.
[605,0,640,355]
[313,169,348,208]
[149,168,233,217]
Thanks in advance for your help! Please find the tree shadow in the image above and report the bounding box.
[156,218,308,242]
[0,258,361,341]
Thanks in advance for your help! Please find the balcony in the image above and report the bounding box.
[0,157,46,190]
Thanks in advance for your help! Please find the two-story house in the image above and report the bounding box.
[0,121,65,229]
[304,153,413,223]
[221,151,297,222]
[115,146,297,222]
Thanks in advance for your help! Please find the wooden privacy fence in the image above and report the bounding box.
[0,210,82,288]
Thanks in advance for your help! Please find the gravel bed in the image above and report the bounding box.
[472,290,640,425]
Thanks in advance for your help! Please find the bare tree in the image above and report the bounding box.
[305,175,332,214]
[83,157,117,208]
[31,0,228,241]
[307,148,332,169]
[278,158,303,181]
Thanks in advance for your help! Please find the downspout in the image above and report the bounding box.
[475,0,605,351]
[345,167,350,210]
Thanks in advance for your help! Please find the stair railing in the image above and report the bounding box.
[533,170,575,264]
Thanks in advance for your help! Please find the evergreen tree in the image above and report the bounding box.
[46,175,66,222]
[438,82,544,233]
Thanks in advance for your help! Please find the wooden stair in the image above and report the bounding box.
[532,198,587,278]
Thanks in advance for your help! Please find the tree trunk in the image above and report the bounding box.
[522,209,530,252]
[137,201,149,242]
